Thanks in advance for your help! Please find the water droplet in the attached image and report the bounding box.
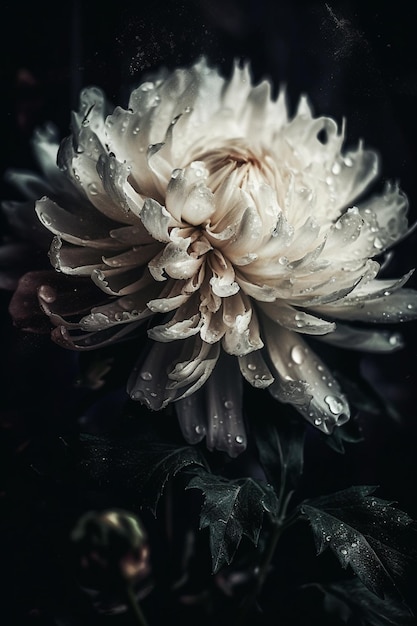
[224,400,233,409]
[324,395,345,415]
[38,285,56,303]
[389,334,401,346]
[247,363,257,371]
[140,81,154,92]
[235,435,244,444]
[340,548,348,555]
[373,237,383,250]
[195,424,205,434]
[279,256,289,266]
[314,417,323,426]
[290,345,305,365]
[331,162,341,175]
[325,535,331,542]
[88,182,98,195]
[39,212,52,226]
[344,156,353,167]
[140,371,152,381]
[407,303,413,309]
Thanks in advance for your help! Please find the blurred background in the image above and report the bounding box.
[1,0,417,624]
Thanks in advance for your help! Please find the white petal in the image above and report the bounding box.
[318,324,404,352]
[139,197,179,242]
[311,289,417,323]
[176,392,207,444]
[264,319,350,433]
[148,313,202,342]
[259,302,335,335]
[36,197,120,249]
[205,353,247,457]
[181,183,215,226]
[238,351,274,388]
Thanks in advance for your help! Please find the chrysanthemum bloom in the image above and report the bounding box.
[8,59,417,456]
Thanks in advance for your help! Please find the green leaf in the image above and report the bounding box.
[253,410,306,493]
[186,467,279,573]
[80,434,207,515]
[301,486,417,600]
[312,578,414,625]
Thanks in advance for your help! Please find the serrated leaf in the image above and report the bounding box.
[80,434,207,515]
[253,410,306,493]
[301,486,417,599]
[186,467,279,573]
[312,578,414,625]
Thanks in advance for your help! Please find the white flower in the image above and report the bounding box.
[9,58,417,456]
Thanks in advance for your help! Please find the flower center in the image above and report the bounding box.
[189,138,273,191]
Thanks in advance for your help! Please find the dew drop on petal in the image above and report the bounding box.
[38,285,56,303]
[88,183,98,195]
[324,395,345,415]
[389,333,401,346]
[247,363,257,371]
[39,212,52,227]
[331,162,341,175]
[140,371,153,381]
[290,345,305,365]
[235,435,244,444]
[224,400,233,409]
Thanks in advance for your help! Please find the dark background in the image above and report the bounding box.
[1,1,417,624]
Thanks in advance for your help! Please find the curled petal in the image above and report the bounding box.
[147,279,191,313]
[36,197,120,249]
[148,313,202,342]
[140,197,179,242]
[182,183,215,226]
[51,313,143,349]
[167,339,220,394]
[222,308,263,356]
[91,266,155,296]
[148,241,203,281]
[209,250,239,297]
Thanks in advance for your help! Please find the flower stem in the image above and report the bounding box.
[125,584,149,626]
[235,477,301,623]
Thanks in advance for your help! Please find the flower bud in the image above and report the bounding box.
[71,509,152,614]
